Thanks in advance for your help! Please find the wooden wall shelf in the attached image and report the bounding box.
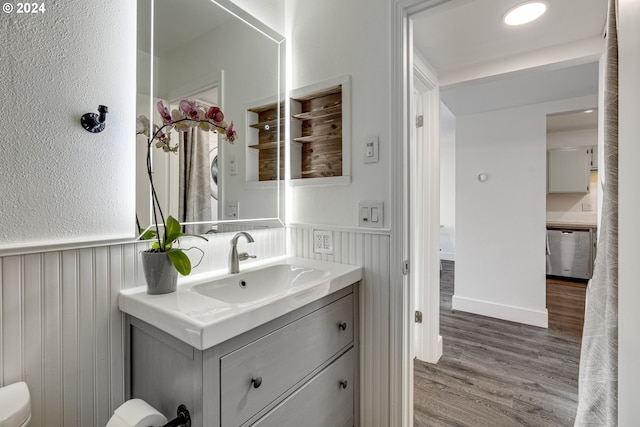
[292,106,342,121]
[247,101,284,181]
[248,141,285,150]
[290,79,349,180]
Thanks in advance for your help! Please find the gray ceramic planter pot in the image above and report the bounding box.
[141,251,178,294]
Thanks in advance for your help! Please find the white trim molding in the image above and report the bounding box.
[452,295,549,328]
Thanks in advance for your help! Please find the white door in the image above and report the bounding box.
[411,55,443,364]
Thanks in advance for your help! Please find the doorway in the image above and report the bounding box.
[397,0,606,425]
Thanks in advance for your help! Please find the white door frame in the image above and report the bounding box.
[390,0,451,425]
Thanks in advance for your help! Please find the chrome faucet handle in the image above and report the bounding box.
[230,231,255,246]
[238,253,257,262]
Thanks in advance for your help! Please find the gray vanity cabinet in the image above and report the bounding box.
[126,285,359,427]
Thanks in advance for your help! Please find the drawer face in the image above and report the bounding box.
[252,348,355,427]
[220,294,353,427]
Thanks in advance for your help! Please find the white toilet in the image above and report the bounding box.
[0,382,31,427]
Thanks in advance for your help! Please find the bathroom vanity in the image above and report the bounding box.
[120,257,361,427]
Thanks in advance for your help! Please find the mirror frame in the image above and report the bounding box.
[137,0,286,238]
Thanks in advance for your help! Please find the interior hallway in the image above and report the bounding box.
[414,261,586,427]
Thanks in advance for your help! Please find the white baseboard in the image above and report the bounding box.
[452,295,548,328]
[436,335,443,361]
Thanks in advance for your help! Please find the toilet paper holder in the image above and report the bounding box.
[161,404,191,427]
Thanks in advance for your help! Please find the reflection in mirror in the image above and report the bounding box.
[136,0,285,235]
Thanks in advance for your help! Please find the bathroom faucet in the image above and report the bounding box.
[229,232,256,273]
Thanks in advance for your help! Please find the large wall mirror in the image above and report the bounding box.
[137,0,285,235]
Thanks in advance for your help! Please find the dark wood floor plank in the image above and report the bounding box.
[414,261,585,427]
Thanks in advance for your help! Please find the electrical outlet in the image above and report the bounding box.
[313,230,333,254]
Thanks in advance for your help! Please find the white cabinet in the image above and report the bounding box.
[126,285,359,427]
[547,147,591,194]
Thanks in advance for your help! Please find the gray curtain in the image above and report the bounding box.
[575,0,618,425]
[179,127,212,235]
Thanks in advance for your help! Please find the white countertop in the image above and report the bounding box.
[119,256,362,350]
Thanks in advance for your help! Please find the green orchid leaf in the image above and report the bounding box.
[140,229,157,241]
[164,216,182,246]
[166,249,191,276]
[151,241,160,250]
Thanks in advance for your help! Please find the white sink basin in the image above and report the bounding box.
[191,264,331,305]
[118,257,362,350]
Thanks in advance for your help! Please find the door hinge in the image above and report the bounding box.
[402,260,410,275]
[416,115,424,128]
[415,310,423,323]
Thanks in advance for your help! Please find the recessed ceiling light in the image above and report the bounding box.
[504,2,547,26]
[584,110,594,113]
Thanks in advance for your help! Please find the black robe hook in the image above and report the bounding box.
[81,105,109,133]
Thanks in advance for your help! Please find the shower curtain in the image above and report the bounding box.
[575,0,618,425]
[179,126,212,235]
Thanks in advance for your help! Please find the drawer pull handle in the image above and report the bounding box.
[338,322,347,331]
[339,380,348,390]
[251,377,263,389]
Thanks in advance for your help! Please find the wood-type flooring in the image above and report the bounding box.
[414,261,586,427]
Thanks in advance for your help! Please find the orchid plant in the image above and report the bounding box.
[137,100,237,275]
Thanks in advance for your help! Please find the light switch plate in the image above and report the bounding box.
[364,136,379,164]
[313,230,333,254]
[226,201,239,219]
[358,201,384,228]
[229,155,238,176]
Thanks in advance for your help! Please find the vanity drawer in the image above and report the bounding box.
[220,294,354,427]
[251,348,355,427]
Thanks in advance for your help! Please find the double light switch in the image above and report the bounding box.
[359,201,384,228]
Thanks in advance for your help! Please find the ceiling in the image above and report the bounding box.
[547,108,598,133]
[412,0,608,116]
[137,0,232,55]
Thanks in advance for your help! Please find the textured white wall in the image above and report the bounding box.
[454,104,547,325]
[546,127,598,150]
[285,1,393,425]
[454,95,597,327]
[0,0,137,248]
[288,0,391,228]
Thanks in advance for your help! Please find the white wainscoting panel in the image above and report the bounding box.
[0,227,285,427]
[289,225,391,427]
